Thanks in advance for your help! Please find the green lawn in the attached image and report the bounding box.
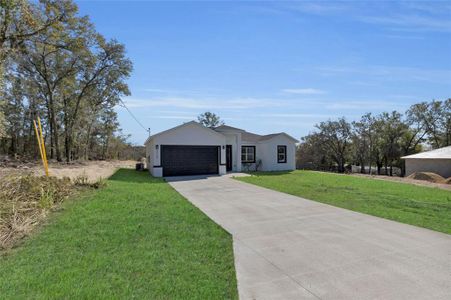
[0,169,237,299]
[236,170,451,234]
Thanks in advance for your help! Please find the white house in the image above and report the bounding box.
[402,145,451,178]
[144,121,298,177]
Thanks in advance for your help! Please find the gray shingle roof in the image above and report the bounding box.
[214,125,245,132]
[215,124,298,143]
[241,131,262,143]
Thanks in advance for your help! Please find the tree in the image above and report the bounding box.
[378,111,407,176]
[61,37,132,161]
[197,111,224,128]
[0,0,69,136]
[351,113,375,173]
[0,0,134,162]
[297,133,331,171]
[408,100,451,148]
[315,117,351,173]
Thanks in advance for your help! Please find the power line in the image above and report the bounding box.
[119,99,150,135]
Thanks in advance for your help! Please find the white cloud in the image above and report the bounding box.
[259,113,334,119]
[317,65,451,83]
[358,14,451,32]
[261,1,451,32]
[286,2,349,15]
[281,88,326,95]
[121,96,286,110]
[153,115,194,120]
[323,99,409,111]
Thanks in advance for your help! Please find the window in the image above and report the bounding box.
[277,145,287,163]
[241,146,255,163]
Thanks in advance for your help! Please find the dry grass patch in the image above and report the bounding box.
[0,173,105,249]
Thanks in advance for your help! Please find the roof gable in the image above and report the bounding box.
[145,121,225,144]
[241,131,298,143]
[145,122,298,145]
[259,132,299,143]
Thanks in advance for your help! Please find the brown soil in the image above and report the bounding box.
[406,172,446,184]
[351,173,451,191]
[0,160,136,183]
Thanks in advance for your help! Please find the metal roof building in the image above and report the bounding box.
[402,146,451,178]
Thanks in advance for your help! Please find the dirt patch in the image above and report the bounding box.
[351,173,451,191]
[407,172,446,184]
[0,160,136,183]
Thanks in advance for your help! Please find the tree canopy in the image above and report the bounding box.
[0,0,140,161]
[297,99,450,175]
[197,111,224,128]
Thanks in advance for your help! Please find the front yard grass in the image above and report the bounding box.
[0,169,237,299]
[236,170,451,234]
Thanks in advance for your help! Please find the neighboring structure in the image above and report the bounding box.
[402,145,451,178]
[144,121,298,177]
[350,165,402,176]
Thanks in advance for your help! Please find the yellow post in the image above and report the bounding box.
[37,118,49,176]
[33,119,49,176]
[33,120,45,171]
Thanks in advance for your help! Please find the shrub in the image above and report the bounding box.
[73,173,89,186]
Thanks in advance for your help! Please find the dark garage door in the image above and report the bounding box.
[161,145,219,176]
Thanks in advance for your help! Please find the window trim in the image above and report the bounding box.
[241,146,256,163]
[277,145,287,163]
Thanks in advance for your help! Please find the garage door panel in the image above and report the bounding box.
[161,145,219,176]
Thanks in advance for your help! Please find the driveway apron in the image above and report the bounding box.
[167,175,451,300]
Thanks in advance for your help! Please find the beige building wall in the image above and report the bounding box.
[405,158,451,178]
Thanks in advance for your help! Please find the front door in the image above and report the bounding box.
[226,145,232,172]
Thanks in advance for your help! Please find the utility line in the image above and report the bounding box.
[119,99,150,136]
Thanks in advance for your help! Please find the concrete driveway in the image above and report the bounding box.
[167,175,451,300]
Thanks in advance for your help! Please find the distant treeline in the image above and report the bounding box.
[0,0,140,161]
[297,99,450,175]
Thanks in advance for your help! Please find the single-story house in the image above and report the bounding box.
[144,121,298,177]
[401,145,451,178]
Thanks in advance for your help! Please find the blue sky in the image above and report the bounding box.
[76,0,451,144]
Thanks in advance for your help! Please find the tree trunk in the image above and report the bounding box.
[84,120,94,160]
[384,157,388,175]
[65,133,70,162]
[48,109,54,159]
[48,94,61,161]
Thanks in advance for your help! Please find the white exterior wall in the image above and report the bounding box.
[145,122,226,177]
[223,133,242,172]
[241,142,258,171]
[405,158,451,178]
[145,122,296,176]
[258,136,296,171]
[145,139,159,176]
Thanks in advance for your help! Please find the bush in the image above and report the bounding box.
[73,173,89,186]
